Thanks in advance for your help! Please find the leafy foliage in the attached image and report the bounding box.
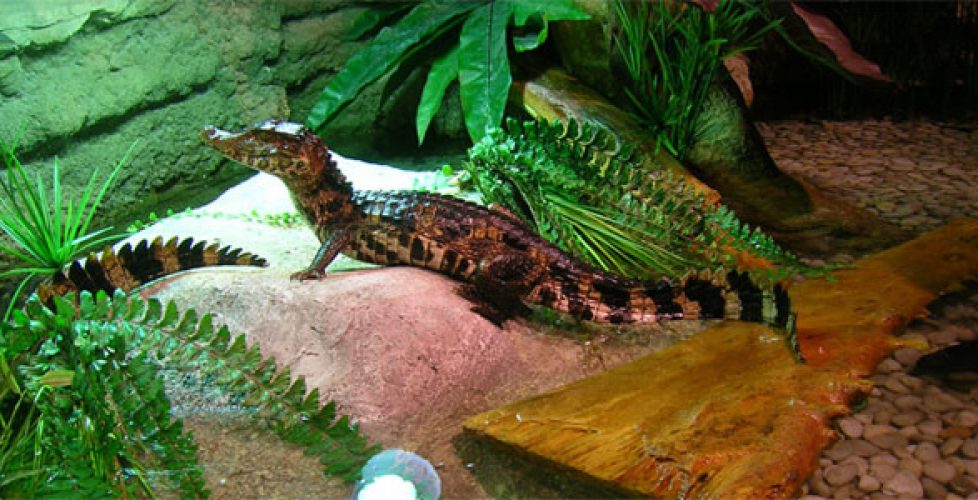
[0,290,378,496]
[463,117,813,284]
[612,0,777,160]
[305,0,589,144]
[0,135,132,319]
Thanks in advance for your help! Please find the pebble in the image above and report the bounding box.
[858,474,881,492]
[914,441,940,462]
[963,439,978,458]
[866,430,908,451]
[876,358,902,373]
[898,456,923,475]
[883,471,924,497]
[956,410,978,427]
[824,463,859,486]
[891,411,924,427]
[923,459,957,482]
[943,437,965,456]
[869,462,898,481]
[917,419,943,437]
[894,394,922,411]
[925,390,964,412]
[893,348,923,367]
[921,476,949,499]
[837,417,863,439]
[949,474,978,495]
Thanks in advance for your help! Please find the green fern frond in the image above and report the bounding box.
[463,117,815,284]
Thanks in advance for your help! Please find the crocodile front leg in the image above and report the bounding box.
[292,228,352,281]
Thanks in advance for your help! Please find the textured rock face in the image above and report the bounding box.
[0,0,442,228]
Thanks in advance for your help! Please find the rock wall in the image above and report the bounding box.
[0,0,445,228]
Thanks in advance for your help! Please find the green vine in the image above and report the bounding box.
[0,290,378,496]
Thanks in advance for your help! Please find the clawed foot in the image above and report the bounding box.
[290,268,326,281]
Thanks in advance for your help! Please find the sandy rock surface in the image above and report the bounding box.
[125,154,663,497]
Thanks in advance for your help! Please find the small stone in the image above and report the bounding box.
[858,474,881,492]
[893,348,923,367]
[949,474,978,496]
[870,463,898,481]
[898,456,923,475]
[855,413,874,425]
[809,470,833,497]
[870,453,898,466]
[914,441,940,462]
[840,455,869,476]
[832,484,854,500]
[942,426,974,439]
[851,439,882,457]
[943,437,965,456]
[867,430,909,451]
[873,410,893,426]
[925,390,964,412]
[892,411,924,428]
[883,375,910,394]
[963,459,978,476]
[962,439,978,458]
[824,463,859,486]
[956,410,978,428]
[883,471,924,497]
[924,459,958,482]
[876,358,902,373]
[930,327,962,345]
[837,417,864,439]
[918,419,943,437]
[864,424,899,440]
[893,395,922,411]
[921,476,949,499]
[825,440,856,461]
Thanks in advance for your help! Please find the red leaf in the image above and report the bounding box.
[790,2,891,82]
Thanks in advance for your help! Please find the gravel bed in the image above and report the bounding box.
[799,286,978,499]
[759,119,978,498]
[757,119,978,236]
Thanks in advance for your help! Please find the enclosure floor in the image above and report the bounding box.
[755,120,978,498]
[757,119,978,239]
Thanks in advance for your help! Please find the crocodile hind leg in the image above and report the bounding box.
[463,251,545,326]
[292,228,352,281]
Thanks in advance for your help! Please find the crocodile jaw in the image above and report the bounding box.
[201,120,327,185]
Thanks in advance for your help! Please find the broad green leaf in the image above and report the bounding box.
[305,1,477,132]
[513,0,590,26]
[340,3,414,41]
[416,44,460,144]
[458,1,514,143]
[511,13,547,53]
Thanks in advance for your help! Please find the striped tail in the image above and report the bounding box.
[37,236,267,302]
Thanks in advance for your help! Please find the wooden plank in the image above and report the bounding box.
[464,219,978,497]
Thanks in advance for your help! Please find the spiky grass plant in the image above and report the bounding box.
[613,0,777,160]
[0,135,132,319]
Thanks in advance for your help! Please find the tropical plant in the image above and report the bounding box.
[0,290,378,496]
[0,135,131,319]
[463,118,812,284]
[305,0,589,144]
[612,0,778,160]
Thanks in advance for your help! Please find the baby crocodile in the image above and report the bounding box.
[202,120,793,328]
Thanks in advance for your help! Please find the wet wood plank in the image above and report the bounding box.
[464,219,978,497]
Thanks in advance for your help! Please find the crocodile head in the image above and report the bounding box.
[201,120,349,194]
